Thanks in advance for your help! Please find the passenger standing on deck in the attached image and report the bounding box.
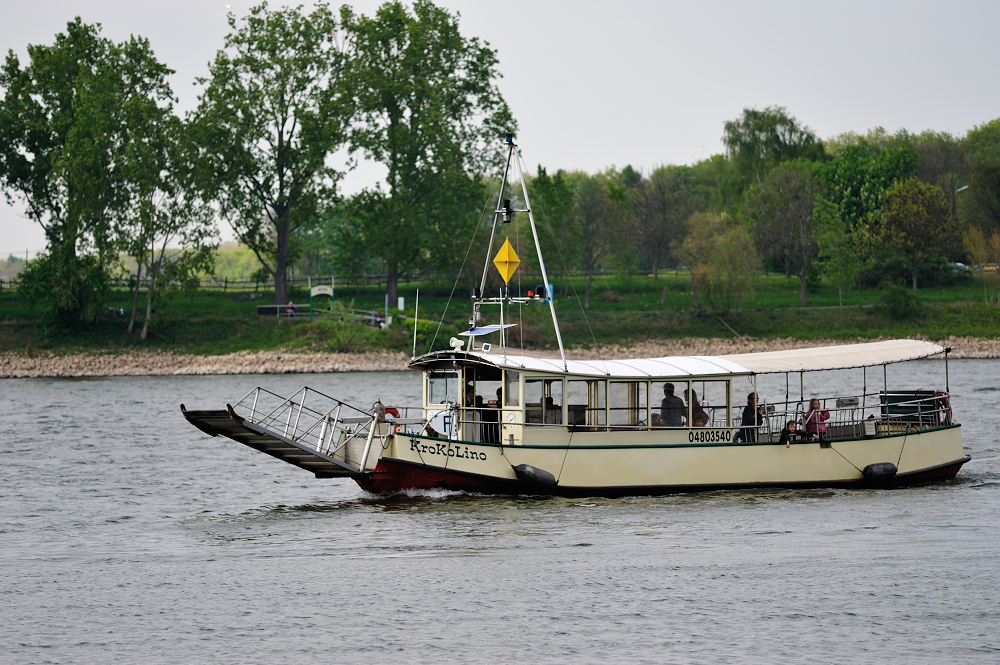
[735,392,765,442]
[660,383,685,426]
[802,398,831,439]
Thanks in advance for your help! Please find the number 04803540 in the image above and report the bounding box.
[688,429,732,443]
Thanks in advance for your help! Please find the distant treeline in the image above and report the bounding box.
[2,1,1000,339]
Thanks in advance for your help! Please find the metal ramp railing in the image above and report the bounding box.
[231,387,425,474]
[181,387,425,478]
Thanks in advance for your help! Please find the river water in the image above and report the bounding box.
[2,360,999,664]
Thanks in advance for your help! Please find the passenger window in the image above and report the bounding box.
[610,382,647,428]
[653,381,688,427]
[525,377,564,426]
[567,379,606,429]
[689,380,729,427]
[427,371,459,405]
[504,371,520,407]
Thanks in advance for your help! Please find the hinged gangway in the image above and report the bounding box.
[181,387,425,478]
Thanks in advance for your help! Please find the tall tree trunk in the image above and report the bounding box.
[692,278,699,308]
[387,265,399,306]
[127,263,142,334]
[912,264,918,295]
[799,270,807,306]
[140,273,156,340]
[273,212,290,304]
[652,257,659,280]
[584,272,593,309]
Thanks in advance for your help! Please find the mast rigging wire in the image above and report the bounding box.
[427,190,495,355]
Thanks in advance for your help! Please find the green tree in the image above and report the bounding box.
[881,177,956,294]
[191,2,353,305]
[705,224,760,315]
[740,162,823,305]
[817,141,918,234]
[121,118,217,338]
[632,165,699,279]
[0,20,174,326]
[962,119,1000,235]
[963,226,1000,305]
[344,0,515,304]
[722,106,825,187]
[606,166,643,293]
[674,212,726,309]
[575,173,614,308]
[813,196,859,311]
[531,166,581,278]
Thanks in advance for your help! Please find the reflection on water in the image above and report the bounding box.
[1,361,999,663]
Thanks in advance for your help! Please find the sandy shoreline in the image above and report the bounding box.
[3,336,998,379]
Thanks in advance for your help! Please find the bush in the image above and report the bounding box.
[806,264,822,293]
[18,250,110,329]
[878,282,920,320]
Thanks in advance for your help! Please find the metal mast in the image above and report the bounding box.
[470,135,567,370]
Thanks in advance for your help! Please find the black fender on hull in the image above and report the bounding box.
[513,463,558,488]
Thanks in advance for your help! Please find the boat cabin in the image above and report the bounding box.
[408,339,954,447]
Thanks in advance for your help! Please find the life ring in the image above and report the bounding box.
[935,391,952,425]
[385,406,400,434]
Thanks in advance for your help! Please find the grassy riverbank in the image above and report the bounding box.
[2,272,998,356]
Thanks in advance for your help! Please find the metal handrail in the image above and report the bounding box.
[231,387,427,470]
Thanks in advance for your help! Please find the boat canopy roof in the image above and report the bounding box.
[717,339,945,374]
[409,339,945,378]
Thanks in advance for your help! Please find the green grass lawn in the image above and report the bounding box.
[1,271,996,356]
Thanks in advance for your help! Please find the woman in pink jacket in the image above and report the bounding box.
[802,398,831,439]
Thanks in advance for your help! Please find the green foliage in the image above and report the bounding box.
[963,161,1000,235]
[816,141,918,238]
[17,249,109,329]
[341,0,515,303]
[814,196,860,305]
[881,177,956,293]
[965,119,1000,165]
[878,282,920,320]
[740,162,823,304]
[722,106,825,189]
[0,20,183,325]
[190,2,353,305]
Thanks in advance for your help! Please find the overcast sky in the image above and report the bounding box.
[3,0,999,255]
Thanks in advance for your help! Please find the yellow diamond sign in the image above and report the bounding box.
[492,238,520,284]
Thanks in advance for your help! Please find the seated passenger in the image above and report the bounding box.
[659,383,685,427]
[779,420,818,448]
[684,388,708,424]
[692,411,709,427]
[544,396,562,424]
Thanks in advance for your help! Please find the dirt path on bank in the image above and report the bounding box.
[2,336,998,379]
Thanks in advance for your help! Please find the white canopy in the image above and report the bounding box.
[717,339,945,374]
[458,353,751,378]
[416,339,945,378]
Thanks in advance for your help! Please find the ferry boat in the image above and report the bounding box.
[182,137,969,496]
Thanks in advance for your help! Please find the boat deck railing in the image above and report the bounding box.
[441,390,953,444]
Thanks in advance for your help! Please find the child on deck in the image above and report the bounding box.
[803,398,831,439]
[779,420,818,448]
